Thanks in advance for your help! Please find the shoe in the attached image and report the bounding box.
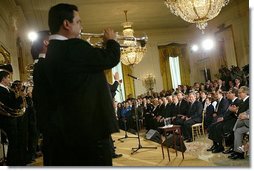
[228,152,236,157]
[223,147,233,154]
[207,145,216,151]
[212,146,224,153]
[228,152,244,160]
[223,132,232,138]
[112,153,123,158]
[183,137,189,141]
[186,139,193,143]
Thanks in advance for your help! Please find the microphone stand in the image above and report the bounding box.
[129,76,157,155]
[118,81,138,142]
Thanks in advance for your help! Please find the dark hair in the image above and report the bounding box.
[0,71,10,82]
[228,88,238,96]
[0,64,13,73]
[48,3,78,34]
[31,30,50,60]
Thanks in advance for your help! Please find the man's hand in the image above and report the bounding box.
[229,105,238,113]
[114,72,120,81]
[103,28,116,43]
[217,117,224,122]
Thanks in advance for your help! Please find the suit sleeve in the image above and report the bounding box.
[69,39,120,71]
[109,81,119,98]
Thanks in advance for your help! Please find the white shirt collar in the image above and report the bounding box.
[49,34,68,41]
[38,53,46,58]
[232,97,238,103]
[243,96,249,102]
[33,53,46,64]
[0,83,9,92]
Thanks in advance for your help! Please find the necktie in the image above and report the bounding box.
[215,100,220,112]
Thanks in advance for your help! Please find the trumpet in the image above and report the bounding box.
[80,32,148,48]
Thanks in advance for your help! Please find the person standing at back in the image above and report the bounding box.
[31,30,51,165]
[36,3,120,166]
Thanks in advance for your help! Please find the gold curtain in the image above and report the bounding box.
[122,64,135,99]
[158,43,190,90]
[104,69,113,83]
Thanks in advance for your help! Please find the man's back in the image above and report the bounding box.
[44,38,120,146]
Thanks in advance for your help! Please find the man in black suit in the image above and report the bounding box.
[107,72,122,158]
[31,30,51,165]
[34,3,120,166]
[182,92,203,142]
[207,88,240,153]
[0,70,21,165]
[207,89,230,152]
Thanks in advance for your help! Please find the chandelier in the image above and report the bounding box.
[120,10,147,66]
[164,0,230,32]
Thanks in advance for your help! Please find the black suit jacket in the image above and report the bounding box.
[187,101,203,122]
[33,58,53,132]
[216,98,229,117]
[37,38,120,146]
[178,99,189,116]
[223,98,241,121]
[108,81,119,98]
[237,97,249,116]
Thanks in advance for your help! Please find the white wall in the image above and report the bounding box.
[132,0,249,97]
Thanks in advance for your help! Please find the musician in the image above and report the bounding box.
[0,70,21,165]
[31,30,51,165]
[38,3,120,165]
[108,72,123,159]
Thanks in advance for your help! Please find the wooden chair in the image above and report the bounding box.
[191,110,205,142]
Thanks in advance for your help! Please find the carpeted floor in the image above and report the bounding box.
[29,129,250,167]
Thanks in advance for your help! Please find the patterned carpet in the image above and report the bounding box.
[27,129,250,167]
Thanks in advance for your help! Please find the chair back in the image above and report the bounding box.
[201,110,205,127]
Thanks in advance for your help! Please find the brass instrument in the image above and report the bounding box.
[0,101,26,117]
[24,63,34,87]
[80,32,148,48]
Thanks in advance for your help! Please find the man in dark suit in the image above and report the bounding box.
[31,30,51,165]
[207,88,240,153]
[228,86,249,160]
[34,3,120,166]
[207,89,230,152]
[107,72,122,158]
[0,70,21,165]
[182,92,203,142]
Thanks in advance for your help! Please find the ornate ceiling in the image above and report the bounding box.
[12,0,240,34]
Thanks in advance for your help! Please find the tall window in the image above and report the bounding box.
[169,56,181,89]
[112,63,125,102]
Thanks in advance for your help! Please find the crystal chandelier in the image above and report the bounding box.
[164,0,230,32]
[120,10,146,66]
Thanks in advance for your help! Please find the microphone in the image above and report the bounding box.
[127,74,139,80]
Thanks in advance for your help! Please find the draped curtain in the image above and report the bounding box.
[104,64,135,100]
[158,43,190,90]
[121,64,135,99]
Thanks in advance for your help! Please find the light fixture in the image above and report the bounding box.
[191,38,215,52]
[120,10,147,66]
[202,38,214,50]
[191,44,199,52]
[28,31,38,42]
[142,74,156,92]
[164,0,230,33]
